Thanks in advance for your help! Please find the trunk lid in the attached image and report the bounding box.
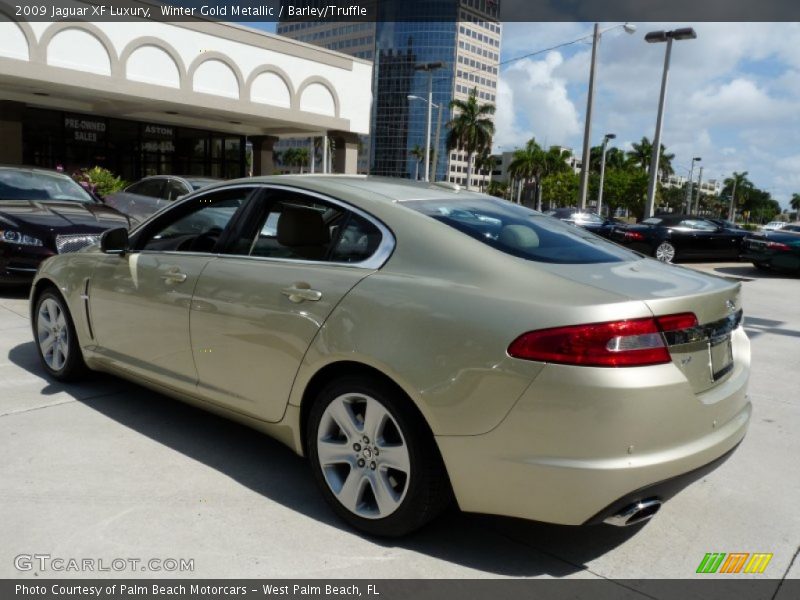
[537,258,743,394]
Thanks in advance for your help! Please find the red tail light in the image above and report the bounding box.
[623,231,645,241]
[766,241,791,251]
[508,313,698,368]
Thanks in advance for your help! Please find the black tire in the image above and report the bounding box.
[306,375,452,537]
[752,262,770,271]
[33,288,87,381]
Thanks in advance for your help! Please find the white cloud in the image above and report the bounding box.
[497,23,800,208]
[494,52,581,152]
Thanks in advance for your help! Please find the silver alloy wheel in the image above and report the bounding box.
[655,242,676,263]
[317,393,411,519]
[37,297,69,371]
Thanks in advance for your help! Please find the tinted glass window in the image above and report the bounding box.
[165,180,189,201]
[186,178,219,191]
[641,218,663,225]
[128,179,165,198]
[0,169,94,203]
[407,198,636,264]
[139,188,250,253]
[234,192,382,264]
[680,219,717,231]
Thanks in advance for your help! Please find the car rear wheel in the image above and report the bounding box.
[306,375,451,537]
[655,241,677,263]
[34,289,87,381]
[752,262,770,271]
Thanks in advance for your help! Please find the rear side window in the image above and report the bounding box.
[407,198,637,264]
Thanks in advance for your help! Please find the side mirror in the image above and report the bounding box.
[100,227,129,255]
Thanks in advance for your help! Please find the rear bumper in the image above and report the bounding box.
[436,327,751,525]
[582,441,740,525]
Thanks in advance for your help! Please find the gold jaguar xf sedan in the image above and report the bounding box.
[29,176,750,536]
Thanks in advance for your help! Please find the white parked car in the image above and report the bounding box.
[762,221,787,231]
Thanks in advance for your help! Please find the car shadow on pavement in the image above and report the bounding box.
[0,285,31,300]
[712,265,797,280]
[8,340,645,577]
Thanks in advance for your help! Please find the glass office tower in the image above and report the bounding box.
[278,0,500,185]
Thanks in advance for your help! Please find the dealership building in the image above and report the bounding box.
[0,3,372,181]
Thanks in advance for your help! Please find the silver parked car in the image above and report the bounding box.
[30,176,750,536]
[104,175,220,224]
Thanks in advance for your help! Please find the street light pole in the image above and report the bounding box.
[686,156,701,212]
[578,23,636,211]
[408,92,442,182]
[728,177,738,222]
[694,166,704,213]
[414,61,444,183]
[644,28,697,219]
[578,23,600,211]
[597,133,615,217]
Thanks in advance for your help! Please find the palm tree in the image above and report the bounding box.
[789,194,800,221]
[626,136,674,178]
[508,138,546,208]
[447,88,495,190]
[474,151,496,191]
[409,144,425,180]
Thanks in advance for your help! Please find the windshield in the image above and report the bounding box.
[186,178,219,191]
[570,212,604,224]
[0,169,94,203]
[406,197,637,264]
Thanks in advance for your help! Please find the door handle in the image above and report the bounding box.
[281,285,322,303]
[160,269,188,283]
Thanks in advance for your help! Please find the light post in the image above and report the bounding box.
[685,156,701,212]
[728,176,738,222]
[408,94,443,182]
[577,22,636,210]
[694,165,704,214]
[597,133,615,217]
[413,62,444,182]
[643,27,697,219]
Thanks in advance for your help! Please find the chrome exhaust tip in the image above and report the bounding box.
[603,497,662,527]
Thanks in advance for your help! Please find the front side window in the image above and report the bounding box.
[0,169,94,203]
[407,197,637,264]
[138,188,252,253]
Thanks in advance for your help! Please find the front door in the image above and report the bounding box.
[88,186,254,391]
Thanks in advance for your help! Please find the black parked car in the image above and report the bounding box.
[546,208,616,238]
[104,175,220,224]
[609,214,749,263]
[743,224,800,274]
[0,166,131,286]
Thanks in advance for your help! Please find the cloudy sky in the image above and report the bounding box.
[495,23,800,209]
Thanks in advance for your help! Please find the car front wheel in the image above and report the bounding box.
[306,375,451,537]
[34,289,86,381]
[655,241,677,263]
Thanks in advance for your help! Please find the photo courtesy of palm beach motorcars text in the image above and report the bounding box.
[2,0,800,599]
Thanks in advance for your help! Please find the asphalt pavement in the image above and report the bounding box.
[0,262,798,592]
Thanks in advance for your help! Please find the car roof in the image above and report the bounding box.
[0,165,74,178]
[213,175,491,204]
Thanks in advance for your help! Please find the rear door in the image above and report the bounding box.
[189,186,391,422]
[88,186,254,392]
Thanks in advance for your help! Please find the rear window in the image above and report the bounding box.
[406,198,637,264]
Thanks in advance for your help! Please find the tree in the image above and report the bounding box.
[588,146,627,174]
[447,88,495,190]
[474,151,496,191]
[409,144,425,180]
[541,170,579,209]
[791,193,800,218]
[508,138,545,207]
[626,136,675,177]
